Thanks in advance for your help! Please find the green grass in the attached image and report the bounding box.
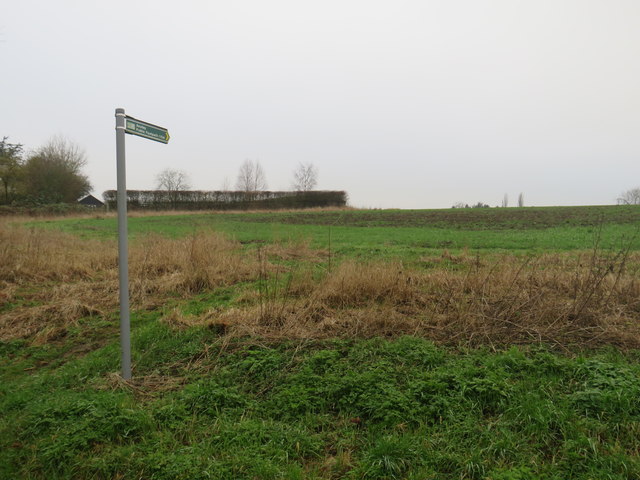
[3,328,640,479]
[36,205,640,260]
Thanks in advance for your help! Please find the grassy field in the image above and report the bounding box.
[2,205,640,479]
[40,204,640,259]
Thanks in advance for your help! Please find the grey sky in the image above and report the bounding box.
[2,0,639,208]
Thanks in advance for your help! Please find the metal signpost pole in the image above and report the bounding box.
[115,108,132,380]
[114,109,168,379]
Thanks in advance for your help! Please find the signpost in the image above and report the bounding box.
[124,116,170,144]
[115,108,169,379]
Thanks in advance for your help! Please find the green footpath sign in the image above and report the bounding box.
[124,116,170,144]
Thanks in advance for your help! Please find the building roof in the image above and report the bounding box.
[78,194,105,207]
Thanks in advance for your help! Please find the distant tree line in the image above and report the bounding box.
[139,160,331,210]
[102,189,347,211]
[0,136,91,205]
[452,202,491,209]
[453,192,525,209]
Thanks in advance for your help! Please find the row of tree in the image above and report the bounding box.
[0,136,91,205]
[453,188,640,209]
[0,136,320,207]
[452,193,525,209]
[5,134,639,208]
[155,159,318,196]
[148,161,326,210]
[102,189,347,211]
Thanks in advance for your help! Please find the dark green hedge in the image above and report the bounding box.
[0,203,95,217]
[102,190,347,211]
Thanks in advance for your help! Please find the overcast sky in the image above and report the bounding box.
[2,1,639,208]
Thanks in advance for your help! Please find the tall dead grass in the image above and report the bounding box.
[129,232,257,297]
[0,223,117,283]
[0,224,259,341]
[201,251,640,349]
[2,220,640,350]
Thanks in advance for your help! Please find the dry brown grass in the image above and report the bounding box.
[2,220,640,350]
[0,223,117,283]
[0,223,261,342]
[2,301,103,343]
[195,253,640,350]
[129,232,258,296]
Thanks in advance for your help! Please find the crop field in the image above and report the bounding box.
[41,204,640,257]
[2,205,640,479]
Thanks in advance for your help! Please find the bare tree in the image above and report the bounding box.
[518,192,524,207]
[292,162,318,191]
[156,168,191,192]
[156,168,191,208]
[37,135,87,171]
[220,176,231,191]
[501,193,508,208]
[617,187,640,205]
[236,159,267,192]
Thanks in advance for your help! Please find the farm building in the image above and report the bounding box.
[78,194,105,208]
